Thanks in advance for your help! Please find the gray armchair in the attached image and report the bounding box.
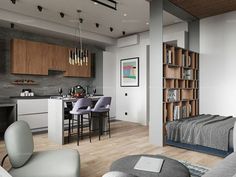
[3,120,80,177]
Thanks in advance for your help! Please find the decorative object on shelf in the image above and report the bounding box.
[12,79,38,85]
[69,10,89,66]
[120,57,139,87]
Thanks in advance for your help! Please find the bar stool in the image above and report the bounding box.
[91,97,112,140]
[70,98,92,145]
[64,101,73,143]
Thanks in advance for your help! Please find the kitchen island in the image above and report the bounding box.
[48,96,101,145]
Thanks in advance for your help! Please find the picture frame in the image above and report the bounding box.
[120,57,139,87]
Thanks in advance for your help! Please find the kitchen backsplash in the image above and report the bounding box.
[0,27,103,98]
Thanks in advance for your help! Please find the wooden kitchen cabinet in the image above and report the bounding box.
[11,39,48,75]
[26,40,48,75]
[11,39,27,74]
[11,38,94,77]
[47,44,67,71]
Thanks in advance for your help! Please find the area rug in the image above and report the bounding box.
[179,160,210,177]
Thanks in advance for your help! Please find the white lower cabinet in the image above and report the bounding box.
[17,99,48,132]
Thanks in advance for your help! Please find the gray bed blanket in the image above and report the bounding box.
[166,115,236,151]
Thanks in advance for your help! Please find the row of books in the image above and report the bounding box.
[182,54,192,67]
[165,51,193,67]
[173,104,192,120]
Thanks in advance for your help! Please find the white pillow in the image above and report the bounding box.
[0,166,12,177]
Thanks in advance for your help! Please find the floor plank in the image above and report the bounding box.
[0,121,223,177]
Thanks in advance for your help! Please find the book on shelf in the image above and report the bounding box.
[182,54,185,67]
[173,105,181,120]
[182,105,187,118]
[167,89,178,102]
[188,56,191,67]
[189,104,192,115]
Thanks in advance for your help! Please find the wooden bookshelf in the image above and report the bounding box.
[163,43,199,122]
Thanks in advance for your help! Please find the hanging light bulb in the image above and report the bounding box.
[68,10,89,66]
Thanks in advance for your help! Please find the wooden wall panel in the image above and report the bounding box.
[170,0,236,18]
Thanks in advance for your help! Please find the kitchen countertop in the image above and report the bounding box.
[10,94,104,100]
[0,98,17,106]
[10,95,59,99]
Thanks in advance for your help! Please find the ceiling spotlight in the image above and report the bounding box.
[110,27,113,32]
[123,13,127,17]
[10,0,16,4]
[146,22,149,25]
[60,12,65,18]
[96,23,100,28]
[10,23,14,29]
[94,2,98,5]
[37,5,43,12]
[79,18,83,24]
[122,31,126,36]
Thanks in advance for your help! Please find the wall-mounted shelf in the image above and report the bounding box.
[12,80,38,85]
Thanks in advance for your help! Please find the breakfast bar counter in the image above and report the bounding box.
[48,96,101,145]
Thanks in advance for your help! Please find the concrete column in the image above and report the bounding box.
[149,0,163,146]
[188,20,200,52]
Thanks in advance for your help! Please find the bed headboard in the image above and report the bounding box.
[234,122,236,152]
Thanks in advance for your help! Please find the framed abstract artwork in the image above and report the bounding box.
[120,57,139,87]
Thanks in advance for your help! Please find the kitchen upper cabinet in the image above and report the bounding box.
[10,38,94,77]
[47,44,67,71]
[11,39,27,74]
[26,40,48,75]
[11,39,48,75]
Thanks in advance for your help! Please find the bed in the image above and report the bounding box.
[165,114,236,157]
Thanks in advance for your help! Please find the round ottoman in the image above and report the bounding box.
[110,155,190,177]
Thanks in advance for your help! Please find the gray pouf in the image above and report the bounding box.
[110,155,190,177]
[103,171,137,177]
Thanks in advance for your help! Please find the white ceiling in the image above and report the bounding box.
[0,0,182,38]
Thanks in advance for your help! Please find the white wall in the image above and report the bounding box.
[200,11,236,116]
[105,23,188,125]
[163,22,188,48]
[115,32,149,125]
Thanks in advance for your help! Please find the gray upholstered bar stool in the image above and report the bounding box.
[70,98,92,145]
[91,96,112,140]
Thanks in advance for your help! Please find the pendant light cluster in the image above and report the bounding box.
[69,10,89,66]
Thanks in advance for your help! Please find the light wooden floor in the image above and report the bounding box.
[0,121,223,177]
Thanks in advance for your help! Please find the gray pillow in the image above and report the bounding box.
[4,121,34,168]
[103,171,137,177]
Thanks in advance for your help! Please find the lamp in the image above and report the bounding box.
[69,10,89,66]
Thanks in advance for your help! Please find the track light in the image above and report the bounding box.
[10,23,14,29]
[110,27,113,32]
[122,31,126,36]
[79,18,83,24]
[10,0,16,4]
[60,12,65,18]
[96,23,99,28]
[37,5,43,12]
